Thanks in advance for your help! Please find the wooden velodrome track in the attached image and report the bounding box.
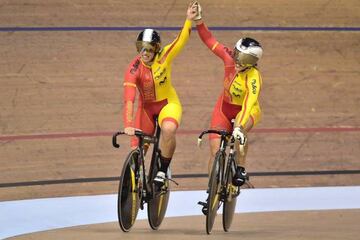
[0,0,359,239]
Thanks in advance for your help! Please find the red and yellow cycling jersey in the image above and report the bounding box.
[123,19,192,129]
[197,22,262,128]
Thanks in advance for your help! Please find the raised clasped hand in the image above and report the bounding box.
[187,1,200,20]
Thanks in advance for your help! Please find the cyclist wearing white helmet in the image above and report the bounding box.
[122,2,199,186]
[193,2,263,187]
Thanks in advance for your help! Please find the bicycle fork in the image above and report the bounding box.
[136,138,150,210]
[223,145,241,202]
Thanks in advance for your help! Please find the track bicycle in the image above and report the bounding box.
[112,120,171,232]
[197,129,253,234]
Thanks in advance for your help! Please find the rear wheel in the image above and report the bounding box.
[222,162,238,232]
[117,149,141,232]
[206,151,224,234]
[147,155,170,230]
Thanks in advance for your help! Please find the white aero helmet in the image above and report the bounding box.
[234,37,263,67]
[136,28,161,53]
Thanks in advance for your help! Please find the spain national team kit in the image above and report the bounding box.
[123,20,192,146]
[196,22,262,137]
[123,20,261,143]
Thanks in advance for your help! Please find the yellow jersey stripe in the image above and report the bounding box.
[212,42,219,51]
[124,82,136,87]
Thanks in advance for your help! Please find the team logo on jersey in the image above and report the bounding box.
[154,68,166,79]
[130,60,140,74]
[159,77,167,86]
[231,79,242,98]
[232,92,241,98]
[233,85,241,92]
[154,68,167,86]
[251,79,257,94]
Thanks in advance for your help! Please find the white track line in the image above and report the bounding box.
[1,186,360,239]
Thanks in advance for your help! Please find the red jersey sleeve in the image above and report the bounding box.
[196,23,233,64]
[123,58,140,128]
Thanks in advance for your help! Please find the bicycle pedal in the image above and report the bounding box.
[198,201,208,215]
[197,201,207,207]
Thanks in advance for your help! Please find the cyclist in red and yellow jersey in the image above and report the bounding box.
[122,2,199,186]
[194,2,264,187]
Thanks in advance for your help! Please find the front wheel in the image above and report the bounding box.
[222,163,238,232]
[117,149,141,232]
[147,159,170,230]
[206,151,224,234]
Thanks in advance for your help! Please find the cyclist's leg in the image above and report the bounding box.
[147,103,177,229]
[235,117,253,166]
[159,108,181,157]
[235,104,261,164]
[208,96,233,175]
[155,101,182,182]
[233,104,261,185]
[131,104,156,153]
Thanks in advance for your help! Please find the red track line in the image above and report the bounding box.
[0,131,113,142]
[0,127,359,142]
[252,127,360,133]
[178,127,360,134]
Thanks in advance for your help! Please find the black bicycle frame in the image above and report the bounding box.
[198,129,237,195]
[112,120,160,203]
[220,134,237,190]
[148,120,161,187]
